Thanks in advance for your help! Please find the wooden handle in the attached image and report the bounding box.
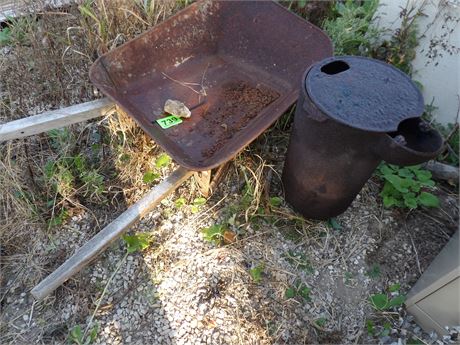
[31,167,193,300]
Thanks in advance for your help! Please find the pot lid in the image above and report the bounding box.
[305,56,424,132]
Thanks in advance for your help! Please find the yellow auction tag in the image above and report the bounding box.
[156,115,182,129]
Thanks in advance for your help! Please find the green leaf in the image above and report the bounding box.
[366,320,375,336]
[119,153,130,163]
[249,263,264,283]
[122,233,152,253]
[0,27,11,46]
[285,287,296,299]
[384,175,409,193]
[193,197,207,206]
[397,168,414,178]
[411,182,421,193]
[175,197,186,208]
[69,325,83,343]
[143,171,160,184]
[298,0,308,8]
[201,224,224,244]
[403,192,417,209]
[369,293,388,310]
[388,295,406,308]
[418,192,440,208]
[269,196,282,207]
[388,283,400,292]
[366,264,381,279]
[298,285,311,300]
[155,153,171,168]
[73,154,86,173]
[378,164,394,176]
[88,324,99,342]
[44,161,56,179]
[91,143,101,152]
[48,209,68,228]
[414,169,432,182]
[408,164,421,171]
[327,217,342,230]
[420,180,435,188]
[315,317,327,328]
[380,325,391,337]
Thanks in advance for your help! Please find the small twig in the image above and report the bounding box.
[27,301,36,328]
[121,8,150,26]
[161,72,206,96]
[445,122,459,143]
[83,252,128,338]
[405,219,422,275]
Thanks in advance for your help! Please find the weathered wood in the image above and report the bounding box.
[31,167,193,301]
[0,0,72,22]
[0,98,114,142]
[209,162,231,193]
[422,160,459,181]
[194,170,212,197]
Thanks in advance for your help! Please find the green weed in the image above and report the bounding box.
[43,129,107,228]
[366,319,391,337]
[155,153,171,168]
[369,293,405,310]
[201,224,225,245]
[283,250,314,274]
[365,264,381,279]
[269,196,282,207]
[344,271,353,285]
[327,217,342,231]
[174,197,187,208]
[249,263,264,283]
[285,280,311,301]
[68,324,98,345]
[369,283,406,311]
[377,164,439,209]
[372,1,422,75]
[143,171,160,184]
[191,197,206,213]
[122,233,153,253]
[315,317,327,328]
[323,0,381,56]
[0,27,11,46]
[142,153,171,184]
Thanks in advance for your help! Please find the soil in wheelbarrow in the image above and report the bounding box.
[200,81,280,158]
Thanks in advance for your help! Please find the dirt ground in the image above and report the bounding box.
[0,123,458,344]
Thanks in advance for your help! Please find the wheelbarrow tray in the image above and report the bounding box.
[90,0,332,170]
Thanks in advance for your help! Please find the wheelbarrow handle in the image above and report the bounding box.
[31,167,193,300]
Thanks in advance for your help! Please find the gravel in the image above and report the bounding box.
[0,169,458,345]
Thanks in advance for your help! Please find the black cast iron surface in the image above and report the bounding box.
[90,0,332,171]
[305,56,425,132]
[282,56,443,220]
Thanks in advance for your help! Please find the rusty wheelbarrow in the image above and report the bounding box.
[31,0,332,299]
[89,0,332,170]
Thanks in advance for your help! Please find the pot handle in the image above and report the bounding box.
[377,118,444,166]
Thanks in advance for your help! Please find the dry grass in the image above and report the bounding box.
[0,0,181,121]
[105,108,169,203]
[0,1,183,330]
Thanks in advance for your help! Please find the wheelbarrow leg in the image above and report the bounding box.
[31,167,193,301]
[194,162,231,197]
[194,170,212,197]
